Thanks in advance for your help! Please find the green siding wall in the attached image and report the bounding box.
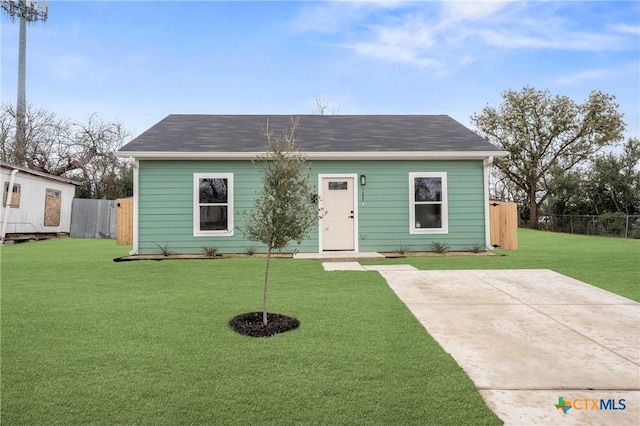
[137,160,486,254]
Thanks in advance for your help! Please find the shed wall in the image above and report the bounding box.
[136,159,486,254]
[1,168,76,234]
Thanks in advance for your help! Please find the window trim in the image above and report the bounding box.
[44,188,62,227]
[409,172,448,234]
[193,173,234,237]
[3,182,21,208]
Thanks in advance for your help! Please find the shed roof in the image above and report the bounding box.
[0,161,81,186]
[118,115,505,160]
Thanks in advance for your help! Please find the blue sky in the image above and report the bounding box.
[2,0,639,141]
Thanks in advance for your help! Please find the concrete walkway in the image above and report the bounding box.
[325,264,640,425]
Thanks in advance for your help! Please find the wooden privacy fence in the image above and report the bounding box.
[489,200,518,250]
[116,197,133,245]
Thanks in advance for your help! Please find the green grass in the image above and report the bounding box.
[0,238,501,425]
[365,229,640,302]
[2,230,637,425]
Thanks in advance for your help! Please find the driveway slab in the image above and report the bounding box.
[363,264,418,272]
[321,261,366,271]
[480,390,640,426]
[378,269,640,426]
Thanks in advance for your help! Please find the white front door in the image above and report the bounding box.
[321,176,356,251]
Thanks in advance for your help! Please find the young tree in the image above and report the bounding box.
[241,118,319,325]
[471,87,625,228]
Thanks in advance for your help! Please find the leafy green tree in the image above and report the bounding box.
[70,164,133,199]
[241,118,319,325]
[586,138,640,215]
[545,167,589,216]
[472,87,625,228]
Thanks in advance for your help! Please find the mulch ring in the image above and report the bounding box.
[229,312,300,338]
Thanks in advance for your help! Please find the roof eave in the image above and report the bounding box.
[0,161,82,186]
[116,151,508,161]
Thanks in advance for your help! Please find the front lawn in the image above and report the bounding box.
[0,239,501,425]
[365,229,640,302]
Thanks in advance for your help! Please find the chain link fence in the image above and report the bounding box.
[541,214,640,238]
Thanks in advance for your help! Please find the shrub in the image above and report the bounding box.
[430,241,449,254]
[244,244,257,255]
[598,211,626,235]
[395,244,411,254]
[202,246,219,257]
[154,242,172,256]
[468,241,485,253]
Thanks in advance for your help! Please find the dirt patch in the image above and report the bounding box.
[229,312,300,338]
[380,251,503,258]
[114,251,502,262]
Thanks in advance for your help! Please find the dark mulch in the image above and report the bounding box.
[229,312,300,338]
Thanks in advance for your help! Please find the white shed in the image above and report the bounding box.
[1,161,80,242]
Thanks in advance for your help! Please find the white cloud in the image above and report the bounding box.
[553,68,613,85]
[610,23,640,36]
[440,1,511,22]
[553,62,640,86]
[291,0,410,33]
[350,39,442,70]
[291,1,639,71]
[478,28,630,51]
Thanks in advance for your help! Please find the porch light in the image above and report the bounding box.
[360,175,366,186]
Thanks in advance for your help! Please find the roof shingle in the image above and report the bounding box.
[119,115,502,154]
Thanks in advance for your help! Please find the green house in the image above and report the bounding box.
[117,115,506,255]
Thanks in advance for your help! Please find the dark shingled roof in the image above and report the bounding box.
[119,115,502,154]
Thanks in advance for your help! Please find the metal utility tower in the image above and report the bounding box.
[1,0,48,165]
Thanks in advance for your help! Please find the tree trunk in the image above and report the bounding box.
[262,245,273,325]
[529,186,538,229]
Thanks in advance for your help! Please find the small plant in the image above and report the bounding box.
[430,241,449,254]
[395,244,411,254]
[598,211,626,236]
[244,244,257,256]
[155,242,172,256]
[202,246,219,257]
[468,241,485,253]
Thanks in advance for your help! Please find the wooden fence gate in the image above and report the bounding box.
[116,197,133,245]
[489,201,518,250]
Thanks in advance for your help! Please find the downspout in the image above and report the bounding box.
[129,157,139,255]
[483,156,493,250]
[1,169,19,244]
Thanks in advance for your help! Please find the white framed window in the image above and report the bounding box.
[409,172,448,234]
[194,173,234,236]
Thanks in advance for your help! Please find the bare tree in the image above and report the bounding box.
[312,96,339,115]
[313,96,328,115]
[1,103,132,198]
